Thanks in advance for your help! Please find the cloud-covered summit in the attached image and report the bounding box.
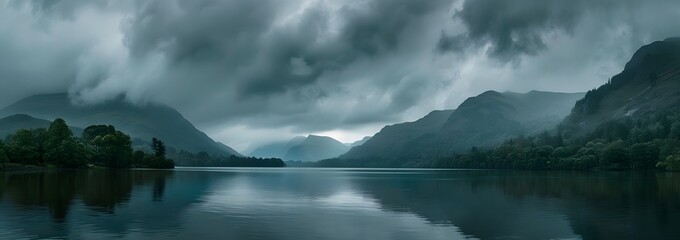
[0,0,678,150]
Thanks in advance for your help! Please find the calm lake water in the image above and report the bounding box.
[0,168,679,240]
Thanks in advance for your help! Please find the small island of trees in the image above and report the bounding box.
[0,118,173,169]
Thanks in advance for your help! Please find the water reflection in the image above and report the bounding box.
[0,168,679,239]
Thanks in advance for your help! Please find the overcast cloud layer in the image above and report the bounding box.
[1,0,679,151]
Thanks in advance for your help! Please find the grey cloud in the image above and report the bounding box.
[108,0,454,133]
[439,0,680,61]
[1,0,679,149]
[439,0,586,60]
[121,0,453,96]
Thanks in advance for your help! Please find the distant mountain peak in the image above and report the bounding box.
[250,135,349,162]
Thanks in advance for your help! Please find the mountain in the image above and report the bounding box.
[0,114,83,137]
[429,37,680,171]
[432,90,586,152]
[348,136,372,148]
[566,38,680,131]
[249,136,306,159]
[341,91,585,162]
[341,109,454,160]
[250,135,349,161]
[0,93,240,157]
[284,135,350,162]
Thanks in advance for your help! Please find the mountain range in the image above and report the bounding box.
[3,38,679,167]
[0,93,240,157]
[340,90,585,163]
[250,135,351,162]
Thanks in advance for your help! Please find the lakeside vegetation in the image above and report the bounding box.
[426,110,680,171]
[0,118,285,170]
[0,118,174,169]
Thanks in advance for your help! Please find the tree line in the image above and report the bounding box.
[172,150,286,167]
[0,118,174,169]
[426,110,680,171]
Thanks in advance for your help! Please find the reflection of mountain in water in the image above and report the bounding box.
[1,169,679,239]
[350,171,680,240]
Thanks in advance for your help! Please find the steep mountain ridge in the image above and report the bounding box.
[348,136,372,147]
[566,38,680,131]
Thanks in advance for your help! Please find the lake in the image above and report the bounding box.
[0,168,679,240]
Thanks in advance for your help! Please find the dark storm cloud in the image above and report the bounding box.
[121,0,452,96]
[440,0,680,61]
[439,0,584,60]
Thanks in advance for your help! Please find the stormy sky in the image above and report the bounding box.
[1,0,679,151]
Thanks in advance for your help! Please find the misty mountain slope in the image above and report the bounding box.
[0,114,83,138]
[250,135,349,161]
[341,109,455,160]
[0,93,240,156]
[566,38,680,132]
[284,135,350,162]
[341,91,585,161]
[433,90,586,152]
[249,136,306,159]
[349,136,372,148]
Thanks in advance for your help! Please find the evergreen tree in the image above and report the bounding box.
[151,138,166,159]
[148,138,174,168]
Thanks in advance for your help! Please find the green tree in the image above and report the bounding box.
[0,148,8,168]
[49,137,88,167]
[44,119,80,166]
[133,150,147,165]
[83,125,133,168]
[658,153,680,171]
[92,131,133,168]
[630,143,659,169]
[151,138,167,159]
[6,129,45,165]
[145,138,174,169]
[46,119,72,149]
[599,140,630,169]
[670,121,680,139]
[82,125,116,143]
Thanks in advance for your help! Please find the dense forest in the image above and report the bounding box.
[0,118,285,169]
[425,110,680,171]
